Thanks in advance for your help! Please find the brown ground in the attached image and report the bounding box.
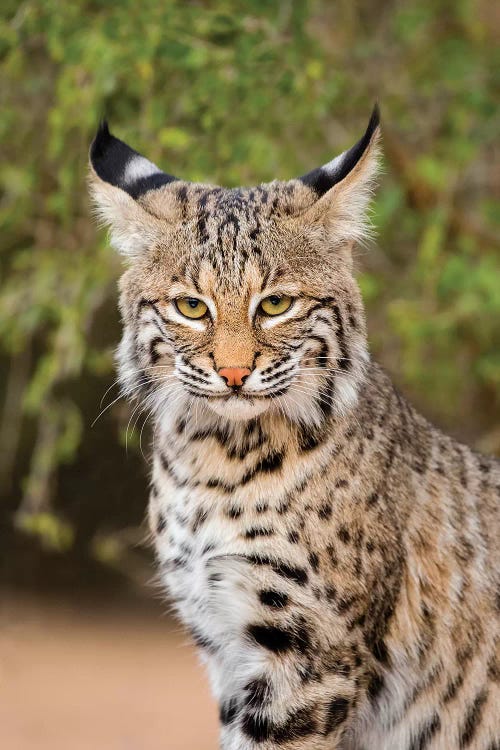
[0,594,218,750]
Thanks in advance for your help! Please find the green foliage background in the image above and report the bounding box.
[1,0,499,588]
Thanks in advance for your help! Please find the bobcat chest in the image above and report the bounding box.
[147,431,321,638]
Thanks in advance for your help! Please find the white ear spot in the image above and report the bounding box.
[122,155,161,186]
[322,153,344,176]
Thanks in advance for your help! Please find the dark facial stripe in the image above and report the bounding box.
[177,371,211,387]
[315,371,336,420]
[149,336,164,363]
[330,303,350,370]
[260,364,297,384]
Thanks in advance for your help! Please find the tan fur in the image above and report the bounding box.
[89,120,499,749]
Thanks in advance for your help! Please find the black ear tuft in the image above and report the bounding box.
[90,121,178,199]
[300,104,380,197]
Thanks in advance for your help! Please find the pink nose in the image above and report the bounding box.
[218,366,251,388]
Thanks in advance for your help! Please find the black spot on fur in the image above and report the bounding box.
[260,590,289,608]
[318,502,332,519]
[241,712,271,742]
[206,477,235,492]
[245,677,270,709]
[409,714,441,750]
[273,707,317,743]
[487,655,500,683]
[297,424,323,451]
[323,697,349,735]
[274,562,308,585]
[288,530,300,543]
[245,555,308,586]
[372,638,389,665]
[241,451,285,486]
[295,621,312,652]
[368,673,384,702]
[219,697,238,725]
[337,596,356,613]
[459,690,488,747]
[328,659,351,677]
[248,624,294,652]
[225,505,242,519]
[335,478,349,488]
[308,552,320,572]
[338,525,351,543]
[190,628,217,653]
[156,513,167,534]
[191,507,208,533]
[325,584,337,601]
[244,526,275,539]
[327,545,338,566]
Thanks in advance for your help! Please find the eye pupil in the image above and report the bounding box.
[188,299,198,308]
[269,296,281,305]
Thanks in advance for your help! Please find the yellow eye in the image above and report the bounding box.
[259,295,293,317]
[175,297,209,320]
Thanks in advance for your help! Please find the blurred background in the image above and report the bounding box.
[0,0,499,747]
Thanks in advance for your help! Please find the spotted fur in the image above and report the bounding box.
[89,107,500,749]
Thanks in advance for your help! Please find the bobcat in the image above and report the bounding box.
[89,106,499,749]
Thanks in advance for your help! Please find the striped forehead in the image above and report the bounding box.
[182,221,271,296]
[177,188,276,283]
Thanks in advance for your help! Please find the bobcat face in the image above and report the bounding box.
[90,109,380,426]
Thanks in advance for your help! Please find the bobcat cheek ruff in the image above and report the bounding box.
[89,108,500,750]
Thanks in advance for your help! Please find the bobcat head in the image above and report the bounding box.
[89,108,380,426]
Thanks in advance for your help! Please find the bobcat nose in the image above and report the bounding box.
[218,366,252,388]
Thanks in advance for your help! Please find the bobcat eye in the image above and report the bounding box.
[259,295,293,316]
[175,297,209,320]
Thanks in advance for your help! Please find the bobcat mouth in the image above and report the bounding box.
[208,392,269,401]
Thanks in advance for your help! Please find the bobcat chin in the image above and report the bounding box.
[89,106,499,750]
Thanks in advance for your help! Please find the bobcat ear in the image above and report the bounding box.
[297,104,381,245]
[88,122,180,257]
[90,121,178,198]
